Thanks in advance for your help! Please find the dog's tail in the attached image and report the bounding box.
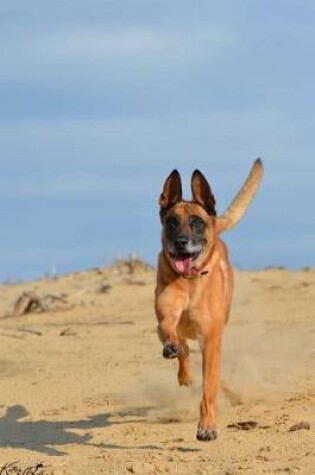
[217,158,264,233]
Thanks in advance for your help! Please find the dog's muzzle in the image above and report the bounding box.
[168,236,202,275]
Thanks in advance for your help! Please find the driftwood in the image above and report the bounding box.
[97,283,112,294]
[227,421,258,431]
[60,327,76,337]
[11,291,72,317]
[289,421,310,432]
[13,291,46,316]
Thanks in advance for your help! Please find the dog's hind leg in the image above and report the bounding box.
[177,338,192,386]
[196,324,223,441]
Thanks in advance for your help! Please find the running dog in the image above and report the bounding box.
[155,159,263,441]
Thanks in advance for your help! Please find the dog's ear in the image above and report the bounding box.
[191,170,216,215]
[159,169,183,211]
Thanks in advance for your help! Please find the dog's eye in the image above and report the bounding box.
[165,216,179,231]
[189,215,206,230]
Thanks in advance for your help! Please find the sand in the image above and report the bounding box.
[0,261,313,474]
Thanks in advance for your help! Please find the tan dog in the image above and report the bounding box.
[155,159,263,441]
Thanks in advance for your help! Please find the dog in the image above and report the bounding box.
[155,159,263,441]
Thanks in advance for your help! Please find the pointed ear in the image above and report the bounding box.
[191,170,216,215]
[159,169,183,211]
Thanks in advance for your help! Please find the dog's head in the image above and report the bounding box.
[159,169,217,276]
[159,160,264,276]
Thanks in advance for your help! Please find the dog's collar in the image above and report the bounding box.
[181,266,208,279]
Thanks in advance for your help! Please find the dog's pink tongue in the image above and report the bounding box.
[175,256,193,274]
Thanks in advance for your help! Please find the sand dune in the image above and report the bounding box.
[0,261,313,474]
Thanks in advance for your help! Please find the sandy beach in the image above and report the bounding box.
[0,261,313,474]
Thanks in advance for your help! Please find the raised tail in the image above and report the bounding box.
[217,158,264,233]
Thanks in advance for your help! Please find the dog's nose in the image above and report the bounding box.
[174,235,189,249]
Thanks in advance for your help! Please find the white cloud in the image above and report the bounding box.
[0,24,238,82]
[0,172,156,197]
[0,109,313,169]
[0,170,204,201]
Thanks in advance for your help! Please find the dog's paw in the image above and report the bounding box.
[177,371,192,386]
[163,342,180,359]
[196,428,217,441]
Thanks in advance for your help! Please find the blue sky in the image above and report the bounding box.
[0,1,314,281]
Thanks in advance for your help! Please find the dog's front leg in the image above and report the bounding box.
[155,289,186,359]
[196,323,223,441]
[156,316,183,360]
[157,321,191,386]
[176,337,192,386]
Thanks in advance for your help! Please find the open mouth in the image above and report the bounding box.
[169,251,200,273]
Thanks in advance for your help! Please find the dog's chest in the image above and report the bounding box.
[177,309,198,339]
[176,284,214,339]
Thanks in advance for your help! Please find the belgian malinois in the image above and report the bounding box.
[155,159,263,441]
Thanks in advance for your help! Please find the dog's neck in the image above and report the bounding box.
[181,262,209,279]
